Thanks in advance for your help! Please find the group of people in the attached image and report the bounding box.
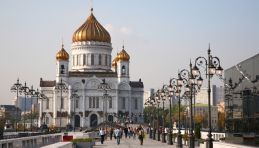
[99,125,145,145]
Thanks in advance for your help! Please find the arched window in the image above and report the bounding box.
[99,54,102,65]
[61,97,64,109]
[122,65,126,75]
[91,54,94,65]
[46,99,49,109]
[60,65,64,74]
[122,97,126,109]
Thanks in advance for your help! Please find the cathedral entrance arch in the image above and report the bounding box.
[74,115,80,127]
[90,114,98,127]
[108,115,113,122]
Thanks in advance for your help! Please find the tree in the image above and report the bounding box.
[218,111,225,131]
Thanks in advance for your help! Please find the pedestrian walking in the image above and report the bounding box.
[114,127,122,145]
[138,126,145,145]
[124,127,128,138]
[99,128,105,144]
[109,128,114,140]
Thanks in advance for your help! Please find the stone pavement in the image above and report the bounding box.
[94,136,187,148]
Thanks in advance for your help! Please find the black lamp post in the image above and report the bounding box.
[55,78,68,131]
[192,46,223,148]
[71,90,79,132]
[162,85,173,145]
[21,82,29,132]
[144,99,152,139]
[155,90,161,141]
[28,85,36,132]
[10,78,22,132]
[169,77,184,148]
[97,79,111,130]
[151,97,157,140]
[160,87,166,143]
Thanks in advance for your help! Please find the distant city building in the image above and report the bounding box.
[194,104,218,130]
[0,105,21,129]
[12,96,37,113]
[224,53,259,146]
[143,88,154,107]
[195,85,224,106]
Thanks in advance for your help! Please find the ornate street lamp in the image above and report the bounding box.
[169,77,183,148]
[71,90,79,132]
[145,98,153,139]
[162,85,173,145]
[20,82,30,132]
[192,46,223,148]
[28,85,36,131]
[10,78,22,132]
[55,78,68,131]
[160,85,167,143]
[155,90,161,141]
[98,79,111,130]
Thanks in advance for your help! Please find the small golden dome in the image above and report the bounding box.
[72,10,111,43]
[112,57,117,67]
[56,45,69,61]
[116,46,130,61]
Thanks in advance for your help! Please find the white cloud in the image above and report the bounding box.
[119,27,132,35]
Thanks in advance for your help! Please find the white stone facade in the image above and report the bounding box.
[38,13,144,129]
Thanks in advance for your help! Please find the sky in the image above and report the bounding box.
[0,0,259,104]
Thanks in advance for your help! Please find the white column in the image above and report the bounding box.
[53,88,57,126]
[83,89,85,127]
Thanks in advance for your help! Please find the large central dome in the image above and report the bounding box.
[72,10,111,43]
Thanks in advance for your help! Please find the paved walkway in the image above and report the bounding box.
[94,136,187,148]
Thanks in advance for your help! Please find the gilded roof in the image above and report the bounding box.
[72,11,111,43]
[56,45,69,61]
[116,46,130,61]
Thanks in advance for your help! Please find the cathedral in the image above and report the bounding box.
[39,9,144,128]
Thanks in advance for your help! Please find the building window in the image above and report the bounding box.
[99,54,102,65]
[60,65,64,74]
[134,99,138,109]
[122,66,126,75]
[91,54,94,65]
[46,99,49,109]
[122,97,126,109]
[61,97,64,109]
[89,97,92,108]
[109,99,112,109]
[105,55,108,66]
[76,99,79,108]
[96,97,99,108]
[83,54,86,65]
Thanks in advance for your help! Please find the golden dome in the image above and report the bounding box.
[72,10,111,43]
[116,46,130,61]
[56,45,69,61]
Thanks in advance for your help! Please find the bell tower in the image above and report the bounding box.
[56,44,69,82]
